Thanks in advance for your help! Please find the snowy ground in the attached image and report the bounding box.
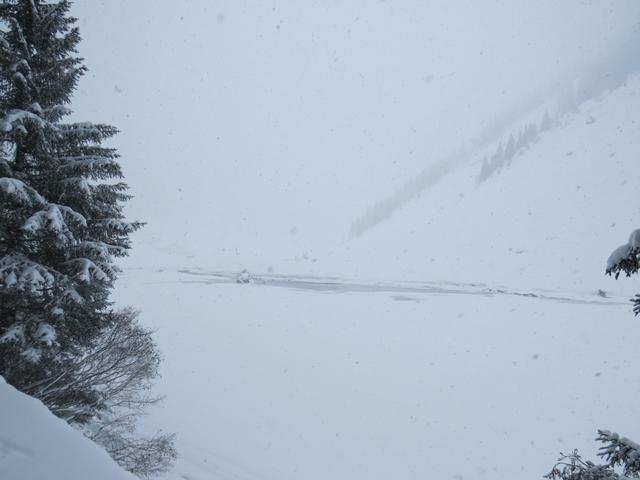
[114,265,640,480]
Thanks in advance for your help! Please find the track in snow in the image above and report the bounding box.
[170,268,628,307]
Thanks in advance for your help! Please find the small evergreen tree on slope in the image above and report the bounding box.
[0,1,174,475]
[545,229,640,480]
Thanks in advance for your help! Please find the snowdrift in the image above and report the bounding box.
[0,376,134,480]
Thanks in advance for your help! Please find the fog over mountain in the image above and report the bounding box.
[70,1,640,271]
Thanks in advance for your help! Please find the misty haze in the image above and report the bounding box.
[1,1,640,479]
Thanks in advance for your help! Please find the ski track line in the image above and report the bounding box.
[154,268,632,307]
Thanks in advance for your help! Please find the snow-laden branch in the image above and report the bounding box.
[0,177,45,205]
[22,203,87,241]
[0,253,55,291]
[606,229,640,279]
[0,108,47,133]
[598,430,640,476]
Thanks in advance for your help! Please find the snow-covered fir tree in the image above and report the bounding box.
[607,229,640,316]
[0,1,174,475]
[0,0,137,416]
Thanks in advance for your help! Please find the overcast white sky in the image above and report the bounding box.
[69,0,640,267]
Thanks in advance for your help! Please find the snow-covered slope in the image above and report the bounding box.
[331,72,640,295]
[0,377,134,480]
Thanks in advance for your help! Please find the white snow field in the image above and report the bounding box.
[0,376,135,480]
[113,74,640,479]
